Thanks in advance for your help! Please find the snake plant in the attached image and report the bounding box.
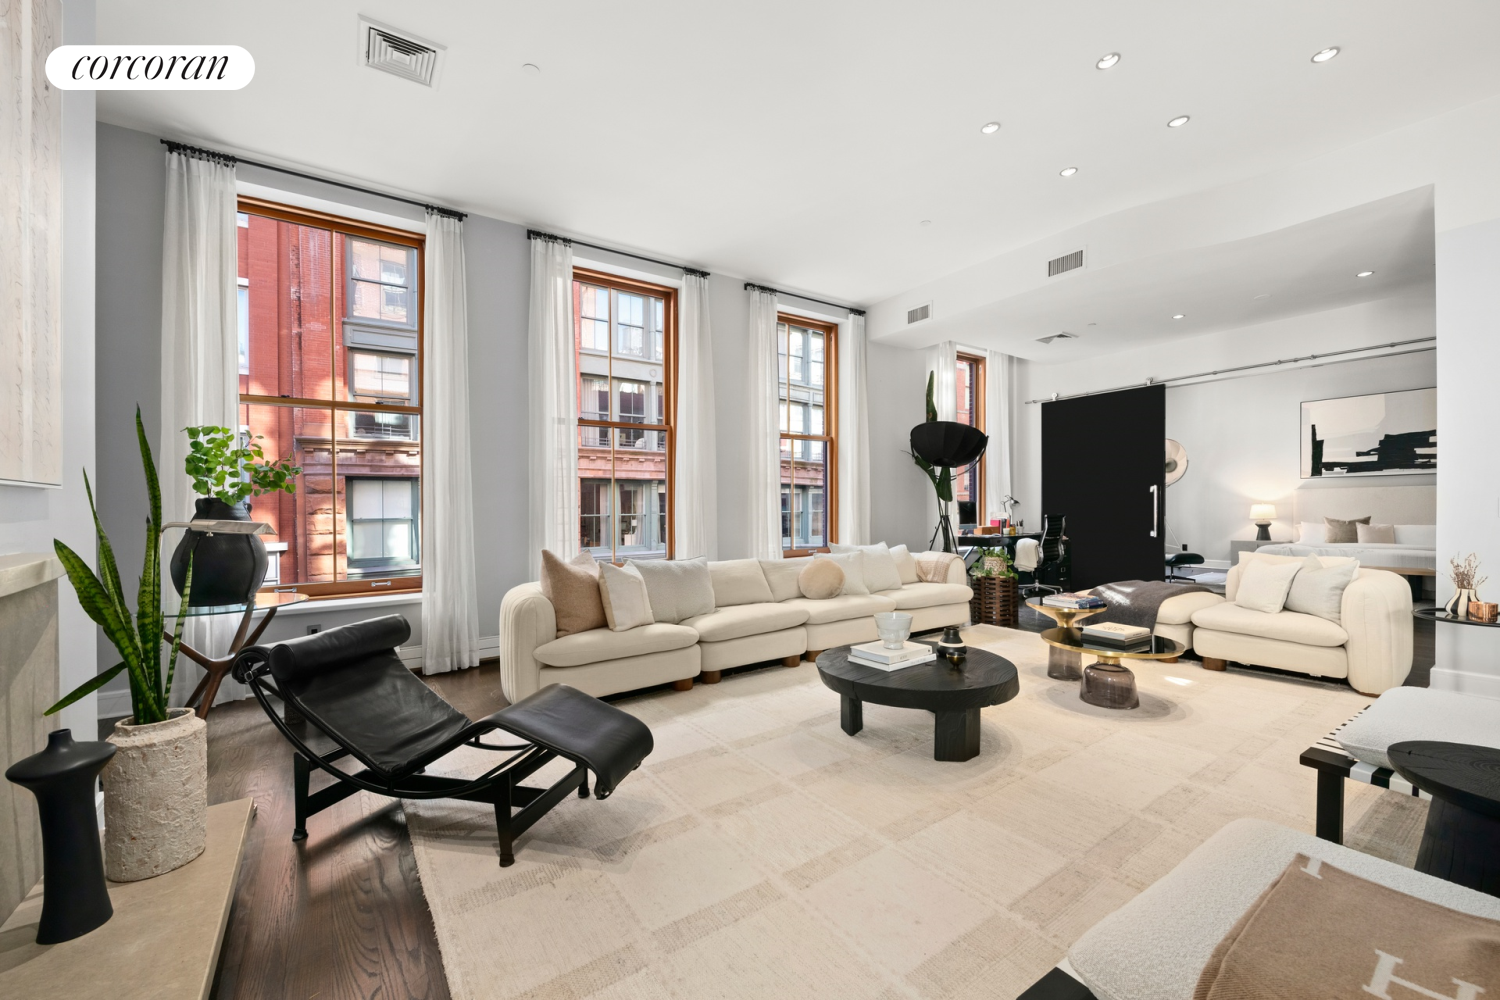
[45,407,191,725]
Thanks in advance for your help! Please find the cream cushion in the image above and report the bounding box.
[798,558,845,600]
[813,552,869,595]
[1191,601,1349,647]
[1394,524,1437,546]
[1338,688,1500,768]
[760,557,812,602]
[1284,555,1359,622]
[681,603,810,643]
[1155,591,1225,625]
[1234,557,1306,614]
[1357,521,1397,544]
[630,557,714,624]
[890,544,920,585]
[1067,819,1500,1000]
[598,562,654,631]
[876,582,973,610]
[533,622,697,667]
[1297,521,1328,543]
[782,593,898,625]
[707,559,774,607]
[538,549,606,637]
[831,542,904,594]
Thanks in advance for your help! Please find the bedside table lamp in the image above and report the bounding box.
[1249,504,1276,542]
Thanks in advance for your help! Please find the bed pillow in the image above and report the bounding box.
[797,559,844,600]
[1323,516,1371,544]
[539,549,607,637]
[889,544,920,585]
[1393,524,1437,547]
[1235,557,1309,614]
[813,552,869,595]
[831,542,904,593]
[629,557,715,624]
[1356,522,1397,544]
[1297,521,1328,544]
[598,562,654,631]
[1284,555,1360,622]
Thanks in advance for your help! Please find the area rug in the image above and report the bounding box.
[405,626,1422,1000]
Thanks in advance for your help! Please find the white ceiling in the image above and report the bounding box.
[97,0,1500,306]
[882,186,1436,361]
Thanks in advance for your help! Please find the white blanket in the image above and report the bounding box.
[1251,541,1434,572]
[1015,537,1040,572]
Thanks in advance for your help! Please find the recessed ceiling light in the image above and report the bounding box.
[1311,47,1340,63]
[1096,52,1121,70]
[1172,314,1185,320]
[521,62,541,75]
[919,219,932,227]
[1059,166,1078,177]
[1167,115,1190,128]
[981,121,1001,134]
[1357,270,1374,277]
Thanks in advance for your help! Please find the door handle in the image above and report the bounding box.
[1150,485,1158,538]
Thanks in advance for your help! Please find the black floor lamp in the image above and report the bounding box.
[911,419,989,554]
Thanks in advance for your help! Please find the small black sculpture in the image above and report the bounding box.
[6,729,116,943]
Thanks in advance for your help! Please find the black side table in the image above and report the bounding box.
[1388,740,1500,897]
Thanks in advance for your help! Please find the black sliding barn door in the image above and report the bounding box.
[1042,385,1165,589]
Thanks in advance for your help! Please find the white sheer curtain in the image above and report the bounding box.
[527,236,578,579]
[746,287,782,559]
[159,149,242,705]
[923,341,958,545]
[421,212,480,673]
[675,273,717,559]
[985,350,1018,525]
[838,312,870,545]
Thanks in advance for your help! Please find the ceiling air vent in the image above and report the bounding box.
[1036,332,1079,345]
[907,302,932,325]
[1047,250,1084,277]
[359,17,444,87]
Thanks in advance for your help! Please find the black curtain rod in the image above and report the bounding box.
[745,281,866,317]
[527,229,709,278]
[161,139,467,220]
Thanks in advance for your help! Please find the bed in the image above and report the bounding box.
[1251,484,1435,593]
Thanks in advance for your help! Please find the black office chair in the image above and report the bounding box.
[1019,514,1068,599]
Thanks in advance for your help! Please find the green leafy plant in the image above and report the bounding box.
[183,425,300,507]
[970,547,1017,580]
[46,408,193,725]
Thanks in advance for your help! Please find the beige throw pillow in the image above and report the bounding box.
[539,549,607,637]
[814,552,868,595]
[798,559,845,600]
[1235,557,1309,614]
[1284,555,1359,622]
[1356,522,1396,544]
[598,562,654,631]
[708,559,775,607]
[629,557,715,624]
[889,544,920,585]
[760,557,812,602]
[831,542,904,593]
[1323,515,1371,544]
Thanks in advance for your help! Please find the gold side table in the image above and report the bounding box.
[1026,598,1107,680]
[1039,627,1185,710]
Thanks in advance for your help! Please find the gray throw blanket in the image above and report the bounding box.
[1087,580,1212,630]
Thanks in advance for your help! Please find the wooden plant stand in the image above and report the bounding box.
[970,575,1018,628]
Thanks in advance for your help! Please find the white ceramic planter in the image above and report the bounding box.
[103,707,208,882]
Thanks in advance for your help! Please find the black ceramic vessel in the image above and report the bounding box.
[5,729,116,943]
[170,497,268,607]
[938,625,967,664]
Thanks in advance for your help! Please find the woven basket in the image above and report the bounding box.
[970,575,1018,628]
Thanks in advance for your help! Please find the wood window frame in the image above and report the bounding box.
[237,196,425,601]
[779,312,839,556]
[956,351,986,524]
[572,267,679,563]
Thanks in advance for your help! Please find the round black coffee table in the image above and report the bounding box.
[1389,740,1500,897]
[815,644,1019,762]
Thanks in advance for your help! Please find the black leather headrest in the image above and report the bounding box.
[267,614,412,687]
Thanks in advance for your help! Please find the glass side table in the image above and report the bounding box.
[167,590,309,718]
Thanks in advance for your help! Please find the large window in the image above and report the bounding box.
[573,270,675,562]
[780,315,837,554]
[237,197,423,598]
[956,352,984,525]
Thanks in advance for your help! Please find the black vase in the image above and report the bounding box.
[5,729,116,943]
[170,497,268,607]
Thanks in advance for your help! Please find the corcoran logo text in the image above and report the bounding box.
[45,45,254,90]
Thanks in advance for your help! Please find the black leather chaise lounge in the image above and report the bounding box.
[231,615,653,866]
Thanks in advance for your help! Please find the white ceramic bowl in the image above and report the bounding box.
[873,611,914,649]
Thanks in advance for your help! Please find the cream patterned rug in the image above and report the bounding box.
[406,626,1425,1000]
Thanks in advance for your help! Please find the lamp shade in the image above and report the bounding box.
[910,421,988,468]
[1249,504,1277,523]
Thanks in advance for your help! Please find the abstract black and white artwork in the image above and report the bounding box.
[1301,387,1437,478]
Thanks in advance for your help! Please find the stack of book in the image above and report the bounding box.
[847,640,936,671]
[1079,622,1153,647]
[1042,592,1106,610]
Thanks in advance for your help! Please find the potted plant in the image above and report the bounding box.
[968,546,1019,627]
[45,408,206,881]
[170,425,298,608]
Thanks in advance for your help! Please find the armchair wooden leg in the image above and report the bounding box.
[700,670,722,684]
[804,649,824,663]
[1202,657,1227,671]
[782,655,802,668]
[672,678,694,692]
[1162,656,1179,664]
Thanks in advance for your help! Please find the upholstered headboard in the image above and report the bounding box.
[1291,485,1436,527]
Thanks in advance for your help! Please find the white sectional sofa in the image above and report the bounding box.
[498,552,972,703]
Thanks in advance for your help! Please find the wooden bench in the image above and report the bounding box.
[1299,707,1429,843]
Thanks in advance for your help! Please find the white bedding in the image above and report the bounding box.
[1251,542,1435,572]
